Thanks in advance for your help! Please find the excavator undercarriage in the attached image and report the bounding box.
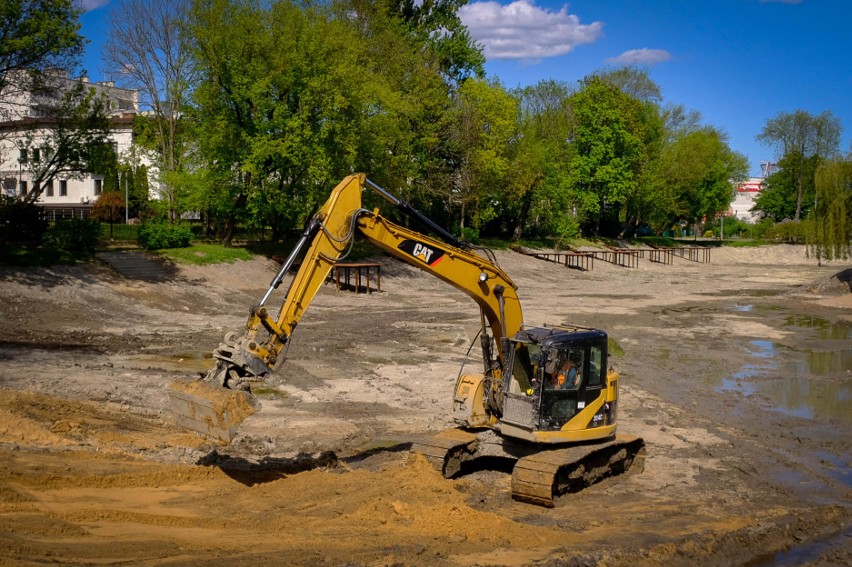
[412,429,645,507]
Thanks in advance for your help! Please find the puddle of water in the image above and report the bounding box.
[745,523,852,567]
[796,349,852,375]
[784,315,852,340]
[719,376,758,396]
[718,340,852,423]
[758,377,852,421]
[748,340,778,359]
[703,289,785,298]
[808,449,852,489]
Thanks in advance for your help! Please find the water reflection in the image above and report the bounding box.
[747,340,777,359]
[759,377,852,421]
[719,340,852,423]
[784,315,852,340]
[798,349,852,375]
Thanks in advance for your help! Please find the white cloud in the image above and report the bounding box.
[77,0,111,12]
[459,1,603,61]
[606,48,671,65]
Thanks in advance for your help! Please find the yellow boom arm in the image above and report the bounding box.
[206,174,524,392]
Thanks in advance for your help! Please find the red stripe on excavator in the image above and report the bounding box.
[429,255,445,266]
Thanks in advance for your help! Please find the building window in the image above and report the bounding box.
[94,178,102,195]
[45,180,54,197]
[60,180,67,196]
[19,180,27,196]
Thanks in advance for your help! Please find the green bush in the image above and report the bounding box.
[775,219,810,243]
[459,226,480,244]
[43,219,100,252]
[744,218,810,243]
[704,216,752,239]
[0,196,47,244]
[138,222,194,250]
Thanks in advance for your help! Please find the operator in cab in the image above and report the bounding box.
[548,354,581,390]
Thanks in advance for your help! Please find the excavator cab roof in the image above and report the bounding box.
[512,325,608,350]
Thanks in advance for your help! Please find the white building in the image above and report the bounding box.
[729,177,764,222]
[0,71,146,218]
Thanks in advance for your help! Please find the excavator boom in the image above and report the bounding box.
[170,174,521,438]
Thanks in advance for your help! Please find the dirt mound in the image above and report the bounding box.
[807,267,852,296]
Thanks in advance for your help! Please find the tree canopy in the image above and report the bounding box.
[810,160,852,262]
[73,0,833,245]
[755,110,842,221]
[0,0,84,108]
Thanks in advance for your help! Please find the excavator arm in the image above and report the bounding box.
[203,174,523,396]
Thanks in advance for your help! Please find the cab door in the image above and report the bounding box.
[538,346,583,430]
[538,340,607,431]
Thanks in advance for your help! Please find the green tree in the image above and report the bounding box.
[103,0,195,221]
[809,159,852,262]
[443,77,517,232]
[506,79,574,240]
[381,0,485,84]
[653,126,747,235]
[0,0,84,115]
[567,76,650,234]
[335,0,459,216]
[187,0,379,245]
[756,110,842,221]
[596,68,666,237]
[752,151,819,221]
[596,66,662,104]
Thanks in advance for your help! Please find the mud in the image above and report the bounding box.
[0,244,850,566]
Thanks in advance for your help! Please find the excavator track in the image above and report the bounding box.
[511,434,646,507]
[412,429,645,507]
[411,428,480,477]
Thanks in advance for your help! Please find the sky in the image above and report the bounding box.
[77,0,852,177]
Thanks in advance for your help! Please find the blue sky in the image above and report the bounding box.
[78,0,852,177]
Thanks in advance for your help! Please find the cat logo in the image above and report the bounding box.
[398,239,445,267]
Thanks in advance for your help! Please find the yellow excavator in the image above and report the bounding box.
[169,174,645,507]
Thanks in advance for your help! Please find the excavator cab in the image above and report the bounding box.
[498,326,616,443]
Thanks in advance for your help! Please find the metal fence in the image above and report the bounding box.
[98,223,138,241]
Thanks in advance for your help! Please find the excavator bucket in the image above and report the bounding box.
[167,380,257,443]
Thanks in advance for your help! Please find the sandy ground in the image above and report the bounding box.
[0,243,850,566]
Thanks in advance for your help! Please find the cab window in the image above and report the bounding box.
[511,342,539,392]
[588,345,603,386]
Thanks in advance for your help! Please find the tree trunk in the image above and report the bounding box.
[222,193,247,248]
[794,173,804,221]
[222,214,237,248]
[511,191,534,241]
